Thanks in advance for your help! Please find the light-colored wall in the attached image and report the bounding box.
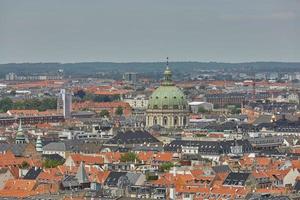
[146,111,188,128]
[42,150,66,158]
[283,168,300,186]
[0,170,14,189]
[64,156,76,167]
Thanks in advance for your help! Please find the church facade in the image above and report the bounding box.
[146,66,189,128]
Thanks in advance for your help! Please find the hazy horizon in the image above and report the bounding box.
[1,0,299,64]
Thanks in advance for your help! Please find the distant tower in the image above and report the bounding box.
[35,136,43,153]
[15,120,26,144]
[123,72,137,84]
[60,89,72,119]
[57,69,64,79]
[251,67,256,102]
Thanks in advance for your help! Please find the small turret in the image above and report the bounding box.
[35,136,43,152]
[15,120,26,144]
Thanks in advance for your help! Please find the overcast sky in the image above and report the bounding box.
[0,0,299,63]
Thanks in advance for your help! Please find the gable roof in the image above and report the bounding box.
[106,130,160,145]
[69,154,104,166]
[104,171,127,187]
[212,165,231,174]
[164,139,253,154]
[24,167,43,180]
[223,172,250,186]
[294,180,300,191]
[75,162,89,184]
[42,154,65,163]
[43,142,66,151]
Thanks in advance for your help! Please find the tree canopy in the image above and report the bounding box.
[99,110,110,118]
[159,162,174,172]
[120,152,139,163]
[0,97,57,112]
[43,159,64,168]
[0,97,13,112]
[115,106,123,116]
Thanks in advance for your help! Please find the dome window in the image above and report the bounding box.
[174,96,176,99]
[164,96,167,99]
[156,96,159,99]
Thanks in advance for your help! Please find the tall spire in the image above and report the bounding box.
[16,119,26,144]
[18,119,22,132]
[76,162,89,184]
[162,57,174,86]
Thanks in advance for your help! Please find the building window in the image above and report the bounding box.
[174,116,178,126]
[163,105,168,109]
[153,117,157,125]
[183,117,187,125]
[163,116,168,126]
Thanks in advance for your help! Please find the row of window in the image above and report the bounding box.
[151,96,184,99]
[152,116,187,126]
[150,105,186,109]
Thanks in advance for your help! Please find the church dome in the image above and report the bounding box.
[148,67,188,110]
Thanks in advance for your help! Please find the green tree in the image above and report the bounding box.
[159,162,174,172]
[115,106,123,116]
[39,98,57,111]
[11,98,57,111]
[20,161,30,169]
[43,159,64,168]
[120,152,139,163]
[0,97,13,112]
[13,101,25,109]
[99,110,110,118]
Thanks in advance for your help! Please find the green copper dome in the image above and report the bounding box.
[148,67,188,110]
